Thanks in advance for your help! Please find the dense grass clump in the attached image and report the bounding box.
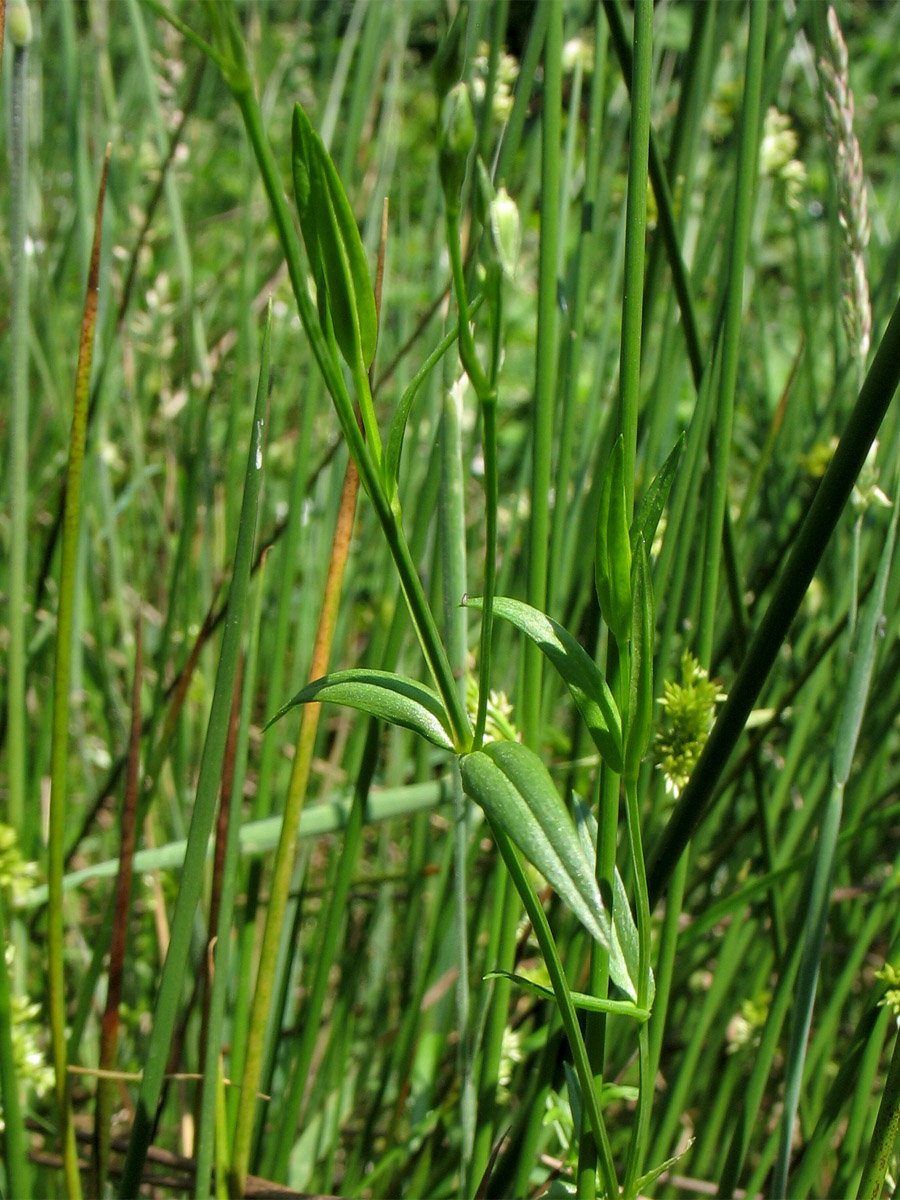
[3,2,900,1197]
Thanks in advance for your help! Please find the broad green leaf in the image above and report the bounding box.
[267,669,454,752]
[631,433,684,556]
[485,971,650,1021]
[466,596,623,772]
[625,537,655,782]
[573,794,655,1006]
[460,739,636,1000]
[291,104,377,372]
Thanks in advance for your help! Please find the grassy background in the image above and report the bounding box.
[3,1,900,1196]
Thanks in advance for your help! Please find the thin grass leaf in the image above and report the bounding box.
[266,668,455,752]
[47,144,111,1200]
[119,306,271,1199]
[466,596,623,772]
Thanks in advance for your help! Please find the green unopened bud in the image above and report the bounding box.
[595,436,632,646]
[489,186,521,280]
[439,83,475,215]
[8,0,33,47]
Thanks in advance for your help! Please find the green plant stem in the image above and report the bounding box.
[697,0,766,659]
[856,1023,900,1199]
[622,773,652,1196]
[773,474,900,1198]
[119,308,270,1200]
[8,37,28,849]
[490,824,619,1200]
[229,447,359,1197]
[0,891,29,1198]
[49,146,111,1200]
[522,0,561,745]
[615,0,652,513]
[443,204,497,753]
[648,289,900,903]
[222,46,470,750]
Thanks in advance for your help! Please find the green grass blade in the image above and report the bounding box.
[118,305,271,1198]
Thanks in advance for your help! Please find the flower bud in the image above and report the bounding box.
[438,83,475,215]
[8,0,33,47]
[489,186,521,280]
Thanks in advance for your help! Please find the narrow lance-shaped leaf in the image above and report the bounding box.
[267,668,455,752]
[460,739,636,1001]
[574,794,655,1005]
[291,103,377,372]
[631,433,684,556]
[466,596,623,772]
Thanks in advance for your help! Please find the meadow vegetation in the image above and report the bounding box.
[3,1,900,1196]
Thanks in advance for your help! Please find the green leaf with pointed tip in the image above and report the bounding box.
[291,104,377,372]
[466,596,623,772]
[632,433,684,557]
[267,669,454,752]
[484,971,650,1021]
[290,105,324,290]
[460,739,636,1000]
[625,537,655,782]
[573,794,655,1006]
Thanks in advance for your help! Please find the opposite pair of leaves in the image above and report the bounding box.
[291,104,377,377]
[266,666,645,1001]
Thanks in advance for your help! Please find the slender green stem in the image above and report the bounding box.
[8,36,29,847]
[614,0,652,514]
[857,1024,900,1200]
[0,892,29,1198]
[697,0,766,661]
[48,147,111,1200]
[490,825,619,1200]
[649,290,900,902]
[120,309,270,1199]
[521,0,562,745]
[215,51,470,747]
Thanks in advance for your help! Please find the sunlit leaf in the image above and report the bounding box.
[267,669,454,751]
[466,596,623,772]
[460,739,636,1000]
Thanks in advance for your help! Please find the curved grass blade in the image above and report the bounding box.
[267,668,455,752]
[465,596,623,772]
